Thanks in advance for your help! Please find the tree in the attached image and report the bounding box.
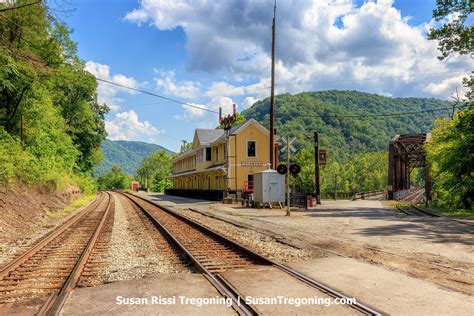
[136,150,174,192]
[428,0,473,60]
[428,0,473,99]
[291,148,387,195]
[180,141,193,152]
[97,165,131,190]
[426,109,473,209]
[0,1,108,192]
[425,0,473,210]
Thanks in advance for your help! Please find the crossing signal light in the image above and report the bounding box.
[289,164,301,175]
[277,164,287,175]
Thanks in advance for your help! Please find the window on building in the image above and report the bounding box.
[247,141,256,157]
[205,147,212,161]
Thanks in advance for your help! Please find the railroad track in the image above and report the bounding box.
[396,204,474,232]
[397,188,425,203]
[0,192,112,315]
[396,204,438,217]
[121,192,383,316]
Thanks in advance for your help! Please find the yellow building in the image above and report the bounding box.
[169,119,270,198]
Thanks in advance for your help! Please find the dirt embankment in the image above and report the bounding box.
[0,184,82,265]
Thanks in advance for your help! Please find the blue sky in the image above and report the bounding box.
[56,0,471,152]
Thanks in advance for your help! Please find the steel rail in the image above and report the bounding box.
[118,192,258,316]
[395,205,413,216]
[411,205,474,228]
[0,193,104,279]
[124,192,384,316]
[40,191,113,316]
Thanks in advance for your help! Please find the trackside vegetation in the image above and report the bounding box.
[425,0,473,211]
[0,1,107,193]
[136,150,175,192]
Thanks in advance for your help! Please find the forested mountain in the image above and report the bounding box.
[95,139,173,176]
[242,90,453,194]
[242,90,451,162]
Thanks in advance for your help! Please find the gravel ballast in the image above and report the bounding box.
[104,193,187,283]
[168,207,318,263]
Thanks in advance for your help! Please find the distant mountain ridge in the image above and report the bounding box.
[95,139,173,176]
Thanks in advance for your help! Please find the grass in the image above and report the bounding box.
[46,194,97,219]
[413,202,474,219]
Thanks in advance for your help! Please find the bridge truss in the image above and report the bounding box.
[387,133,432,200]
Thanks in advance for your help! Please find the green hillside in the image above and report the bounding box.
[242,90,450,162]
[242,90,453,194]
[95,139,173,176]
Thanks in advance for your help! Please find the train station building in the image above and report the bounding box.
[168,119,270,199]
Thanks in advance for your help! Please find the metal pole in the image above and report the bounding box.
[286,135,291,216]
[269,1,276,169]
[334,174,337,201]
[314,132,321,204]
[225,130,230,197]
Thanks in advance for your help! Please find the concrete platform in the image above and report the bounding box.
[220,266,358,315]
[289,257,474,316]
[60,274,234,315]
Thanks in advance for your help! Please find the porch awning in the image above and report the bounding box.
[169,165,226,178]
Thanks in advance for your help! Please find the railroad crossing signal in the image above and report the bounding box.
[277,164,288,175]
[279,136,297,153]
[289,164,301,175]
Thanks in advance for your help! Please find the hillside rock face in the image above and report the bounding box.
[0,184,82,265]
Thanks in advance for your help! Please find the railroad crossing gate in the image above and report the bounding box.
[387,133,432,200]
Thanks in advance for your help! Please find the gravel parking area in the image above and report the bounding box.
[103,193,188,283]
[143,193,474,296]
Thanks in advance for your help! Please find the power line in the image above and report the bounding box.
[95,77,218,114]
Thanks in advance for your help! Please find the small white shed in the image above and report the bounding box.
[253,170,285,204]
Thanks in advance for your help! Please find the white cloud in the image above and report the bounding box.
[85,61,139,111]
[206,82,245,98]
[241,96,260,109]
[175,96,237,123]
[105,110,160,140]
[155,69,201,98]
[126,0,471,99]
[424,75,468,97]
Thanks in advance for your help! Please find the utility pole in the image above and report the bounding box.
[269,0,276,169]
[334,174,337,201]
[286,135,291,216]
[314,132,321,204]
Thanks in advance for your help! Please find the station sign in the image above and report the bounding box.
[319,149,327,165]
[241,161,265,166]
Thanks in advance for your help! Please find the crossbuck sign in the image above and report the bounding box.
[279,136,297,153]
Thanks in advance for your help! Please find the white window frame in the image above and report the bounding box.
[247,140,257,158]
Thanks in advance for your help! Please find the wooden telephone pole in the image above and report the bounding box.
[269,0,276,169]
[314,132,321,204]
